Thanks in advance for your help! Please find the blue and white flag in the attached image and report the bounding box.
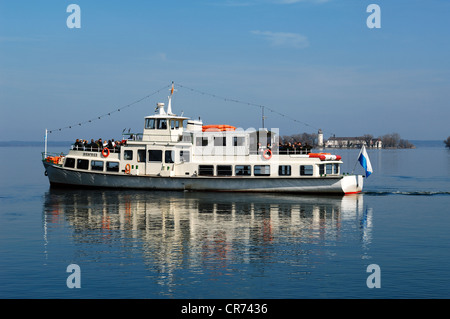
[358,145,373,178]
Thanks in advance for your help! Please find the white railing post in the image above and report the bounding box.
[44,128,48,158]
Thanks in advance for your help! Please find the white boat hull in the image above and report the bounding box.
[42,86,369,195]
[43,162,363,194]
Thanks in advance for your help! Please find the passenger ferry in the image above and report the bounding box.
[42,86,363,194]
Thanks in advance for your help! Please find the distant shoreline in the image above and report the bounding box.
[0,141,73,147]
[0,140,445,148]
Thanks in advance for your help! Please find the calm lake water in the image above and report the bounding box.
[0,143,449,300]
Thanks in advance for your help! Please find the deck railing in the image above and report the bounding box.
[70,144,311,155]
[250,148,311,155]
[71,145,121,153]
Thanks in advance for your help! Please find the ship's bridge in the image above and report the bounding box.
[142,87,204,143]
[142,113,189,143]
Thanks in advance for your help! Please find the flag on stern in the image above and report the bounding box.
[358,145,373,178]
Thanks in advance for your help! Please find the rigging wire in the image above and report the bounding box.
[175,82,333,136]
[47,81,333,136]
[47,84,172,134]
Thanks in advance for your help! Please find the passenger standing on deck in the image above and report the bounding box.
[96,139,102,150]
[74,139,83,150]
[88,139,97,151]
[258,143,264,154]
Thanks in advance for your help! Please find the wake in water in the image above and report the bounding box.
[364,190,450,196]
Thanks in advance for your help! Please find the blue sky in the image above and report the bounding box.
[1,0,449,141]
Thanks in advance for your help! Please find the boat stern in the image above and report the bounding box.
[341,175,363,194]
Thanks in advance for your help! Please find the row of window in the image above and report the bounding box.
[63,151,185,172]
[198,163,339,177]
[122,149,190,163]
[195,136,245,147]
[64,157,339,176]
[145,118,182,130]
[319,163,340,175]
[64,158,120,172]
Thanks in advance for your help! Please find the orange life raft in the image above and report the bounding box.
[309,153,341,161]
[202,125,236,132]
[45,156,61,164]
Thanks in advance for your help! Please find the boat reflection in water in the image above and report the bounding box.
[42,189,372,296]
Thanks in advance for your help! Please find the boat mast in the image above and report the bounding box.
[167,81,175,115]
[262,106,266,129]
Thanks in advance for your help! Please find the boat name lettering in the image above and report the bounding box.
[83,152,98,157]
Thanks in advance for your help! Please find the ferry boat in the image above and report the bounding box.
[42,86,363,194]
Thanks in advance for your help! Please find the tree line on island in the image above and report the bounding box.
[445,136,450,148]
[279,132,415,149]
[376,133,415,149]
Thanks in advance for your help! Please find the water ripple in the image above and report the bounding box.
[364,190,450,196]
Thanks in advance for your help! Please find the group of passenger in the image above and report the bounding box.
[73,138,125,151]
[278,141,311,154]
[256,141,312,155]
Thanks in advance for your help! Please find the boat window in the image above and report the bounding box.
[233,136,245,147]
[196,137,208,146]
[300,165,313,176]
[217,165,232,176]
[137,150,146,162]
[64,157,75,168]
[235,165,251,176]
[334,163,340,175]
[145,118,155,129]
[198,165,214,176]
[91,160,104,171]
[148,150,162,162]
[319,164,325,175]
[326,164,333,175]
[170,120,180,130]
[77,159,89,170]
[278,165,291,176]
[157,119,167,130]
[165,150,174,163]
[254,165,270,176]
[124,150,133,161]
[180,150,190,162]
[214,136,226,146]
[182,133,192,143]
[106,162,120,172]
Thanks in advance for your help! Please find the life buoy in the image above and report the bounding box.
[102,147,110,157]
[263,149,272,160]
[125,164,131,174]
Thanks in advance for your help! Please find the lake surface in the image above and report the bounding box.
[0,143,449,300]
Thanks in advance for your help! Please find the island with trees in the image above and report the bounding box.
[279,131,415,149]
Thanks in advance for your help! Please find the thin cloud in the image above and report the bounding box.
[0,36,44,43]
[251,30,310,49]
[209,0,256,6]
[274,0,332,3]
[157,52,168,61]
[146,52,168,62]
[210,0,331,6]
